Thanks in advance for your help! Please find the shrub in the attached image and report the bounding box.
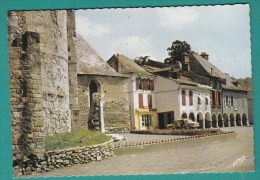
[45,129,111,151]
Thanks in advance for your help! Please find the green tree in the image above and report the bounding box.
[164,40,191,65]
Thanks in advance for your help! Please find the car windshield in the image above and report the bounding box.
[186,119,194,123]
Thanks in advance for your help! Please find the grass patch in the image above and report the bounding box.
[45,129,111,151]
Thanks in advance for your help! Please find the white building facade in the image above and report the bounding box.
[155,76,212,129]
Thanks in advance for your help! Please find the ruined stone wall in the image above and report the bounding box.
[78,75,130,131]
[14,142,113,176]
[8,10,76,162]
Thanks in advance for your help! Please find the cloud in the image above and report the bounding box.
[156,7,199,29]
[75,5,251,78]
[113,36,151,49]
[76,16,110,38]
[111,36,153,59]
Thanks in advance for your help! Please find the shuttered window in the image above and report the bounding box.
[150,80,154,91]
[139,93,143,108]
[136,78,140,90]
[182,90,186,106]
[218,92,222,106]
[189,91,193,106]
[215,92,218,106]
[205,97,209,105]
[231,96,234,106]
[226,96,228,106]
[212,91,216,105]
[148,94,152,110]
[143,79,148,90]
[198,97,201,104]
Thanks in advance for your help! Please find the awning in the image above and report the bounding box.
[135,108,149,112]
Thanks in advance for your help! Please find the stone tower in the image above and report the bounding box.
[8,10,79,163]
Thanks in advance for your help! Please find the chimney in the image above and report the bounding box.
[200,52,209,60]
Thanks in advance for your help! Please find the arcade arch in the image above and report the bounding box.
[189,112,195,122]
[205,112,211,128]
[236,113,242,126]
[223,113,229,127]
[242,113,248,126]
[218,113,223,128]
[197,112,204,129]
[230,113,235,126]
[212,113,217,128]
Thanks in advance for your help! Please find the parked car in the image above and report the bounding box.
[185,119,199,128]
[171,118,199,129]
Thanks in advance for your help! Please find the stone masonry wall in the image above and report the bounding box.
[78,75,130,131]
[9,12,46,161]
[8,10,76,163]
[14,143,114,176]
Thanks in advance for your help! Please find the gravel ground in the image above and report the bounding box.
[27,126,254,178]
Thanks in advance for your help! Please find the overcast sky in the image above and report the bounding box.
[76,4,251,78]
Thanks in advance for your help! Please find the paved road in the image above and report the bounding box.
[30,126,254,177]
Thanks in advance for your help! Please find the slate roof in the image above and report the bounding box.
[76,34,125,77]
[110,54,153,76]
[190,53,246,91]
[175,77,199,86]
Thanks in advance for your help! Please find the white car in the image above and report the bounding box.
[184,119,199,128]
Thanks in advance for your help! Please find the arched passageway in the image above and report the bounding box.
[89,80,102,131]
[223,113,229,127]
[182,113,188,119]
[236,113,242,126]
[230,113,235,126]
[189,113,195,122]
[218,113,223,128]
[242,113,248,126]
[205,112,211,128]
[212,113,217,128]
[197,112,204,129]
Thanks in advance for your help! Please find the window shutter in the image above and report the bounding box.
[147,79,151,90]
[139,93,143,108]
[189,91,193,106]
[212,91,215,105]
[219,92,222,106]
[143,79,148,90]
[136,78,139,90]
[215,92,218,106]
[150,80,154,91]
[148,94,152,110]
[182,90,186,106]
[226,96,228,106]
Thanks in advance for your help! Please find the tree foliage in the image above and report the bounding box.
[237,77,252,86]
[164,40,191,65]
